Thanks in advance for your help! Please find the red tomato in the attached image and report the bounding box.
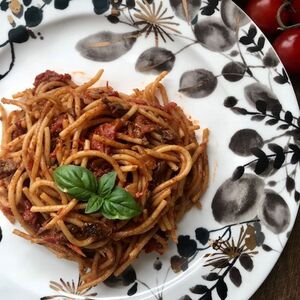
[290,0,300,24]
[246,0,290,36]
[273,28,300,74]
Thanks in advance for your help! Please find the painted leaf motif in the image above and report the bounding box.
[170,255,188,273]
[135,47,175,74]
[8,26,29,43]
[229,267,242,287]
[258,190,291,234]
[248,25,257,39]
[229,129,263,157]
[221,0,249,31]
[231,107,248,115]
[153,258,162,270]
[76,31,138,62]
[262,244,273,252]
[24,6,43,27]
[268,143,285,169]
[121,266,137,285]
[127,282,138,296]
[224,96,238,107]
[244,83,280,111]
[179,69,217,98]
[257,36,265,49]
[201,1,218,16]
[92,0,110,14]
[107,15,119,24]
[289,144,300,153]
[266,118,279,126]
[285,111,293,123]
[211,174,264,224]
[202,272,219,281]
[195,227,209,245]
[23,0,32,6]
[126,0,135,9]
[169,0,201,22]
[286,175,295,193]
[222,62,246,82]
[251,115,266,122]
[271,103,282,117]
[190,285,208,294]
[177,235,197,258]
[216,279,228,299]
[268,143,283,154]
[246,35,265,53]
[54,0,71,9]
[194,18,235,52]
[256,100,267,114]
[104,266,136,287]
[239,36,252,45]
[291,149,300,163]
[254,227,265,246]
[251,148,269,174]
[230,50,239,57]
[231,166,245,181]
[263,48,279,68]
[0,0,9,11]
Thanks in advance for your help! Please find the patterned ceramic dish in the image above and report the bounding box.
[0,1,299,299]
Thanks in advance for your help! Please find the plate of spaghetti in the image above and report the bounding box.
[0,1,299,300]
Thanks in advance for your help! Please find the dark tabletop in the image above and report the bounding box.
[233,1,300,299]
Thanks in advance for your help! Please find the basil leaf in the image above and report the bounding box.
[85,195,104,214]
[101,187,141,220]
[54,165,98,201]
[98,171,117,197]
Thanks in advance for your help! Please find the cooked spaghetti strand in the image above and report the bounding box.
[0,69,209,289]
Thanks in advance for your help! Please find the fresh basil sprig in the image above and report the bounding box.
[53,165,141,220]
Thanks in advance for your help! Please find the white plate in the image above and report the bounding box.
[0,1,299,299]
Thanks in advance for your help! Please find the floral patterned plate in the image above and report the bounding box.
[0,1,299,299]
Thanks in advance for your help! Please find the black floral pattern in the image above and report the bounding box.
[222,95,299,231]
[0,0,111,80]
[41,276,97,300]
[172,221,261,299]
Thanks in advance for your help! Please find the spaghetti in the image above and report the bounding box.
[0,69,209,290]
